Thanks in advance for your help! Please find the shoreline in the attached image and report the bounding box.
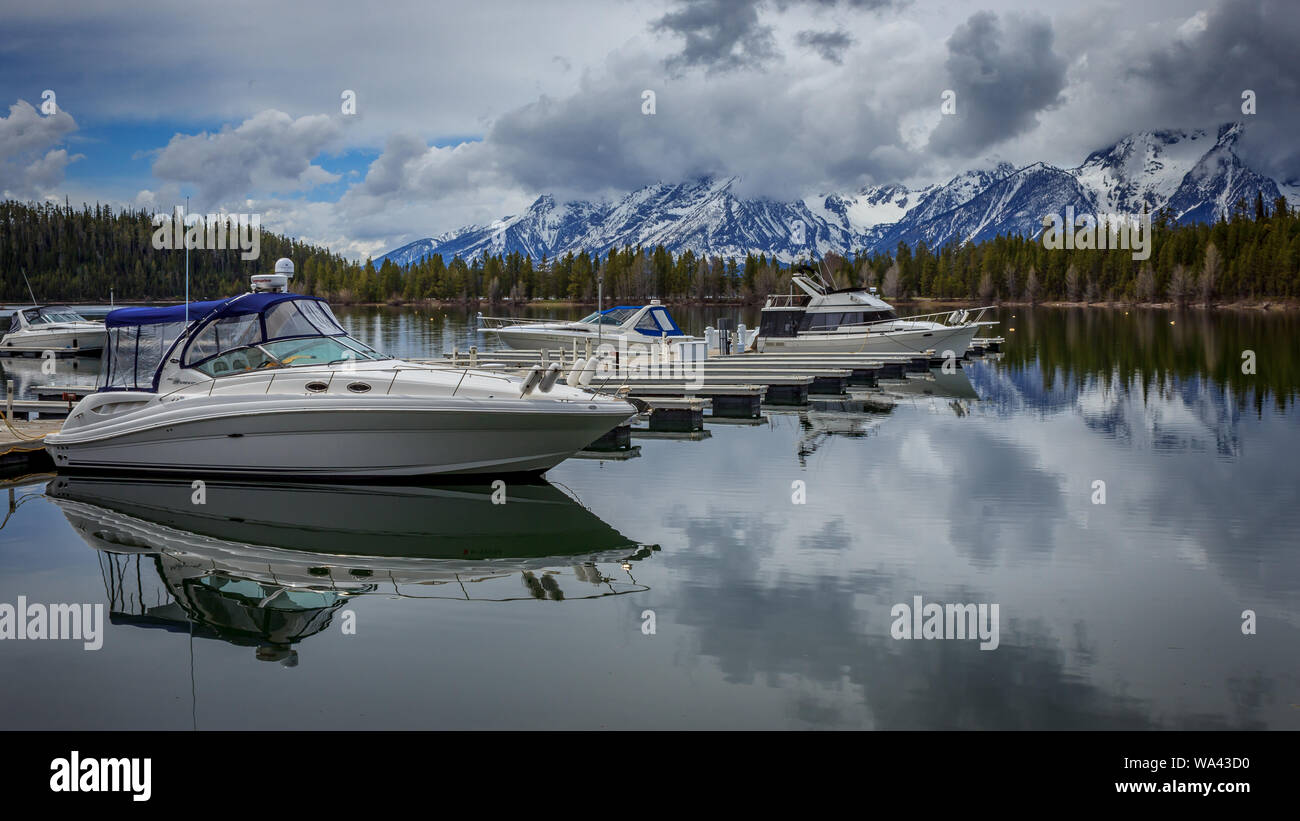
[6,297,1298,312]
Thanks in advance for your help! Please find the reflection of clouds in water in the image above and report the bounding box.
[960,361,1296,617]
[659,509,1164,728]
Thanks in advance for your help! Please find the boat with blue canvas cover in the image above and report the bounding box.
[478,301,699,351]
[44,260,636,478]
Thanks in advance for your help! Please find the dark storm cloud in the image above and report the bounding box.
[1132,0,1300,181]
[478,49,923,201]
[927,11,1067,156]
[795,28,854,64]
[653,0,897,72]
[652,0,778,72]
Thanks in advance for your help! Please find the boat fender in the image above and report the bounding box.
[570,357,587,383]
[520,365,545,397]
[578,358,597,387]
[539,363,562,393]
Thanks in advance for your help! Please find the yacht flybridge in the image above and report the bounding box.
[479,302,696,351]
[2,305,105,352]
[44,259,636,478]
[758,271,995,357]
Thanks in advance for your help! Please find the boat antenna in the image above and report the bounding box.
[184,196,190,323]
[20,268,38,307]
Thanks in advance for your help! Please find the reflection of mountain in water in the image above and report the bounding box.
[967,361,1244,457]
[47,477,655,664]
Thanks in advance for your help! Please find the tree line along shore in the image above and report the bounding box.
[2,194,1297,309]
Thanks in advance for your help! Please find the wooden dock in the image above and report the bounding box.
[0,419,60,475]
[32,384,96,401]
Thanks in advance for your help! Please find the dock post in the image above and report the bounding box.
[470,346,478,367]
[5,379,11,425]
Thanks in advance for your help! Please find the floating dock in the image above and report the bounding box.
[0,346,99,359]
[0,419,59,475]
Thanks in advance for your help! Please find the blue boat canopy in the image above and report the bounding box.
[99,293,351,392]
[578,304,685,337]
[105,293,319,328]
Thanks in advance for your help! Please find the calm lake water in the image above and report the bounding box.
[1,305,1297,729]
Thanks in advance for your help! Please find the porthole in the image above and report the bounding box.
[346,382,371,393]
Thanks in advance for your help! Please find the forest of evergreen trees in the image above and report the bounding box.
[2,194,1297,307]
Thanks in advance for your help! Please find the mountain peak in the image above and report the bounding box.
[374,124,1286,267]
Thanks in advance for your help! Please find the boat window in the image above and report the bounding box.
[294,299,346,335]
[635,311,664,334]
[100,321,188,390]
[584,308,636,326]
[192,336,384,378]
[184,313,262,366]
[264,301,321,339]
[759,310,803,338]
[800,312,845,332]
[35,308,87,324]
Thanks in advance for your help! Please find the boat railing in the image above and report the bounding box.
[825,305,998,331]
[476,313,552,330]
[764,293,811,309]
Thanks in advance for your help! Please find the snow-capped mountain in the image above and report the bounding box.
[375,123,1293,266]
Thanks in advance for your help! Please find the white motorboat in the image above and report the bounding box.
[1,305,105,352]
[757,271,996,358]
[479,301,698,351]
[44,260,636,478]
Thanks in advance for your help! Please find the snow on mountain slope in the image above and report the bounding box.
[373,122,1289,266]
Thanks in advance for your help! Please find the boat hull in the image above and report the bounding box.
[492,326,680,353]
[1,326,106,352]
[45,398,634,478]
[760,323,979,357]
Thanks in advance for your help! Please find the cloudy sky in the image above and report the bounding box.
[1,0,1296,259]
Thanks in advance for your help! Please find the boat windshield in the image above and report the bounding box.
[578,308,638,326]
[25,307,88,324]
[193,335,386,377]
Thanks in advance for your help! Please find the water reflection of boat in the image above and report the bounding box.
[876,367,979,400]
[46,476,655,663]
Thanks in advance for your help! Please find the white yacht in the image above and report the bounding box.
[1,305,105,352]
[479,301,696,351]
[758,272,995,358]
[44,260,636,478]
